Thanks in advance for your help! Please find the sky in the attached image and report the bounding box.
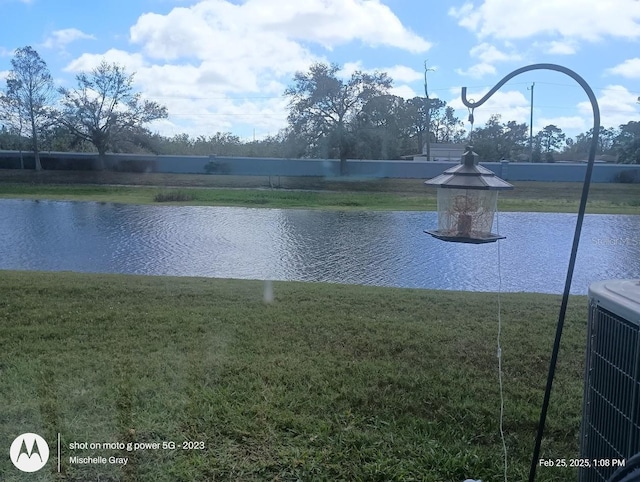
[1,0,640,143]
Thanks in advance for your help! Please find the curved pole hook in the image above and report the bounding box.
[460,64,600,482]
[461,63,600,128]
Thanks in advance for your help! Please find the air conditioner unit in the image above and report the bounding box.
[580,279,640,482]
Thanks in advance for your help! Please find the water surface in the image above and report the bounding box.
[0,199,638,294]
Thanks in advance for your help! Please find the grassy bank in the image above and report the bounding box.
[0,169,638,213]
[0,271,588,481]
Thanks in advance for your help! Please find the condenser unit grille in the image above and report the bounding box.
[581,299,640,482]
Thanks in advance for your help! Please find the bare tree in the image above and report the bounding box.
[58,61,167,169]
[0,46,54,170]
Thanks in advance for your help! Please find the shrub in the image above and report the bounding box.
[0,156,24,169]
[154,191,194,202]
[41,155,97,171]
[204,160,231,174]
[613,170,639,183]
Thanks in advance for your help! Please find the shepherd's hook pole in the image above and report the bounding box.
[461,63,600,482]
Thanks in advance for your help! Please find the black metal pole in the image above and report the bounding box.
[528,82,535,162]
[461,63,600,482]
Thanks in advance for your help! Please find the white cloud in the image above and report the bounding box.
[385,65,423,83]
[449,3,478,31]
[245,0,431,53]
[42,28,95,50]
[64,49,146,74]
[128,2,321,92]
[130,0,431,61]
[341,63,422,99]
[606,58,640,79]
[545,40,578,55]
[578,85,640,128]
[61,55,291,138]
[0,70,9,81]
[151,94,290,139]
[534,116,587,133]
[469,42,520,63]
[449,0,640,41]
[390,85,418,99]
[65,0,431,137]
[532,40,578,55]
[457,42,520,79]
[340,61,362,78]
[456,62,496,78]
[340,61,422,84]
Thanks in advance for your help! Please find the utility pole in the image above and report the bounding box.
[528,82,535,162]
[424,61,435,161]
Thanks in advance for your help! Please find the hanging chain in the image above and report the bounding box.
[467,104,475,144]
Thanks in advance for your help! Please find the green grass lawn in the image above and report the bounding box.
[0,169,638,213]
[0,271,588,481]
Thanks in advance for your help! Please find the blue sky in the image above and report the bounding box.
[1,0,640,142]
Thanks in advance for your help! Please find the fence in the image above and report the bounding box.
[0,151,639,183]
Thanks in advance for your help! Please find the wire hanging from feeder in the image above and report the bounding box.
[495,206,508,482]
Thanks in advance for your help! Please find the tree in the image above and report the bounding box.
[0,46,54,170]
[614,121,640,164]
[354,94,407,159]
[401,97,430,154]
[57,61,168,169]
[565,127,617,158]
[470,114,528,161]
[531,134,543,163]
[597,127,617,154]
[197,132,243,156]
[429,100,465,144]
[284,62,392,174]
[502,121,529,159]
[538,124,566,153]
[386,97,465,157]
[568,131,592,158]
[471,115,504,161]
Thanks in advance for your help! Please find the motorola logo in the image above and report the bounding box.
[9,433,50,472]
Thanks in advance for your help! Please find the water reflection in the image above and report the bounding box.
[0,199,637,294]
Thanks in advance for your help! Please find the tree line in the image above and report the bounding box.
[0,46,167,170]
[1,47,639,172]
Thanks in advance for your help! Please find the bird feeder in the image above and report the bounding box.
[424,147,513,244]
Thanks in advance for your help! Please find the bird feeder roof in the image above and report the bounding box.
[424,147,514,190]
